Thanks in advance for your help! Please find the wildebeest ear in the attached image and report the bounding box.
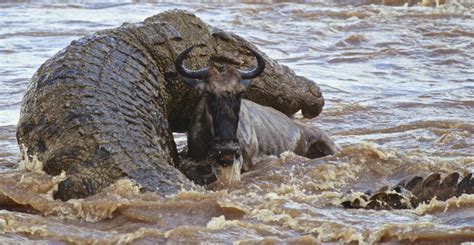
[183,78,201,88]
[240,79,252,87]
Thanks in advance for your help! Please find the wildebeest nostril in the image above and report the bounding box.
[214,142,240,166]
[215,142,240,153]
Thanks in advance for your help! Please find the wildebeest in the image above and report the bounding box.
[175,46,338,185]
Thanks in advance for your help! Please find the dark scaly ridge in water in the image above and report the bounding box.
[342,172,474,210]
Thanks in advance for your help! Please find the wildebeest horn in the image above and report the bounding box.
[175,45,209,79]
[239,47,265,80]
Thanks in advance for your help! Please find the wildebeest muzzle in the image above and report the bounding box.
[213,141,241,167]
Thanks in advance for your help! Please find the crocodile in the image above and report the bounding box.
[16,10,326,200]
[342,172,474,210]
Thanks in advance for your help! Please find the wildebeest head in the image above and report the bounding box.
[175,45,265,167]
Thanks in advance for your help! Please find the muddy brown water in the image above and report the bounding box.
[0,1,473,243]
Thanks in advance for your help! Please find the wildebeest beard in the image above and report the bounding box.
[206,92,242,166]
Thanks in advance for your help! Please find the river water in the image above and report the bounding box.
[0,1,473,243]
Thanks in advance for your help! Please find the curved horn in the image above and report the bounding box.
[175,45,208,79]
[239,47,265,80]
